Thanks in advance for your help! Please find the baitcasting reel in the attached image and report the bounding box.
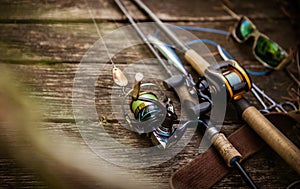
[205,59,252,101]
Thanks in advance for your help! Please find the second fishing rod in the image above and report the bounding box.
[130,0,300,176]
[114,0,258,188]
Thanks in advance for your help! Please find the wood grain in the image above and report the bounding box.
[0,19,295,63]
[0,0,299,188]
[0,0,287,22]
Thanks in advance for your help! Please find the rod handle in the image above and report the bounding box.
[184,49,210,77]
[242,106,300,174]
[211,133,242,167]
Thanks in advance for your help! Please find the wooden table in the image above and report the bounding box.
[0,0,299,188]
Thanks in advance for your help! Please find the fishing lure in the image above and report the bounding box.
[147,35,188,76]
[112,66,128,87]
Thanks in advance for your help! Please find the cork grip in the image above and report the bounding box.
[211,133,242,167]
[184,49,210,77]
[242,106,300,175]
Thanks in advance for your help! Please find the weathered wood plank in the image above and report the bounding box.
[0,157,47,189]
[0,19,296,63]
[0,0,299,188]
[0,0,288,22]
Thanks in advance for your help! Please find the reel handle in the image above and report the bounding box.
[236,98,300,175]
[164,75,198,118]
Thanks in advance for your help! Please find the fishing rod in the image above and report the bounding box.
[114,1,257,188]
[148,36,258,188]
[131,0,300,176]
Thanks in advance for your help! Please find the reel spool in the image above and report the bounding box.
[130,92,178,145]
[130,92,160,122]
[129,73,164,123]
[205,59,252,101]
[122,83,166,134]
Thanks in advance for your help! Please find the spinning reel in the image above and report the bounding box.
[122,73,180,148]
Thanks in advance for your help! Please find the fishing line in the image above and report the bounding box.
[153,26,230,38]
[84,0,129,89]
[85,1,115,67]
[153,25,272,76]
